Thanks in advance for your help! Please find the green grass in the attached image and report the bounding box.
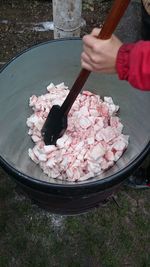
[1,167,149,267]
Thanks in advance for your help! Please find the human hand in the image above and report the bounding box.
[81,28,123,74]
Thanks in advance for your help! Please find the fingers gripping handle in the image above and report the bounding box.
[61,0,131,115]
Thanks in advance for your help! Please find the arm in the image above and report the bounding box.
[116,41,150,90]
[81,28,150,91]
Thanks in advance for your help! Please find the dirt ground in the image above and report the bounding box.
[0,1,150,267]
[0,0,112,66]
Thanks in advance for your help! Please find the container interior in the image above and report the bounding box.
[0,39,150,184]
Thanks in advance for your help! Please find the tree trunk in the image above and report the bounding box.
[52,0,82,39]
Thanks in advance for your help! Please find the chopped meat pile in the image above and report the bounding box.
[27,82,129,181]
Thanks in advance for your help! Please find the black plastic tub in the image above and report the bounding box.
[0,39,150,214]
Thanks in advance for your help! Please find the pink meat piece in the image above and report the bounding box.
[90,143,106,161]
[110,116,120,128]
[46,158,56,168]
[114,151,123,161]
[79,106,89,116]
[31,135,41,143]
[89,109,100,117]
[105,150,115,161]
[87,137,95,145]
[95,117,105,129]
[82,90,94,96]
[110,117,124,136]
[56,134,68,148]
[90,95,101,107]
[98,103,109,117]
[101,126,116,143]
[94,127,103,139]
[27,82,129,182]
[28,148,39,164]
[37,140,45,148]
[29,95,38,107]
[101,158,114,170]
[104,97,119,116]
[79,116,91,129]
[87,160,102,175]
[113,140,126,151]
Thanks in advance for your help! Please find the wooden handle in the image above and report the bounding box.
[98,0,131,40]
[61,0,131,115]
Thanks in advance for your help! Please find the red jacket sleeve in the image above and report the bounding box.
[116,41,150,91]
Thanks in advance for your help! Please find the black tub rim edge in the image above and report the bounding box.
[0,38,82,74]
[0,143,149,194]
[0,39,150,193]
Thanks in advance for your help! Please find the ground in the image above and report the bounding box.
[0,1,150,267]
